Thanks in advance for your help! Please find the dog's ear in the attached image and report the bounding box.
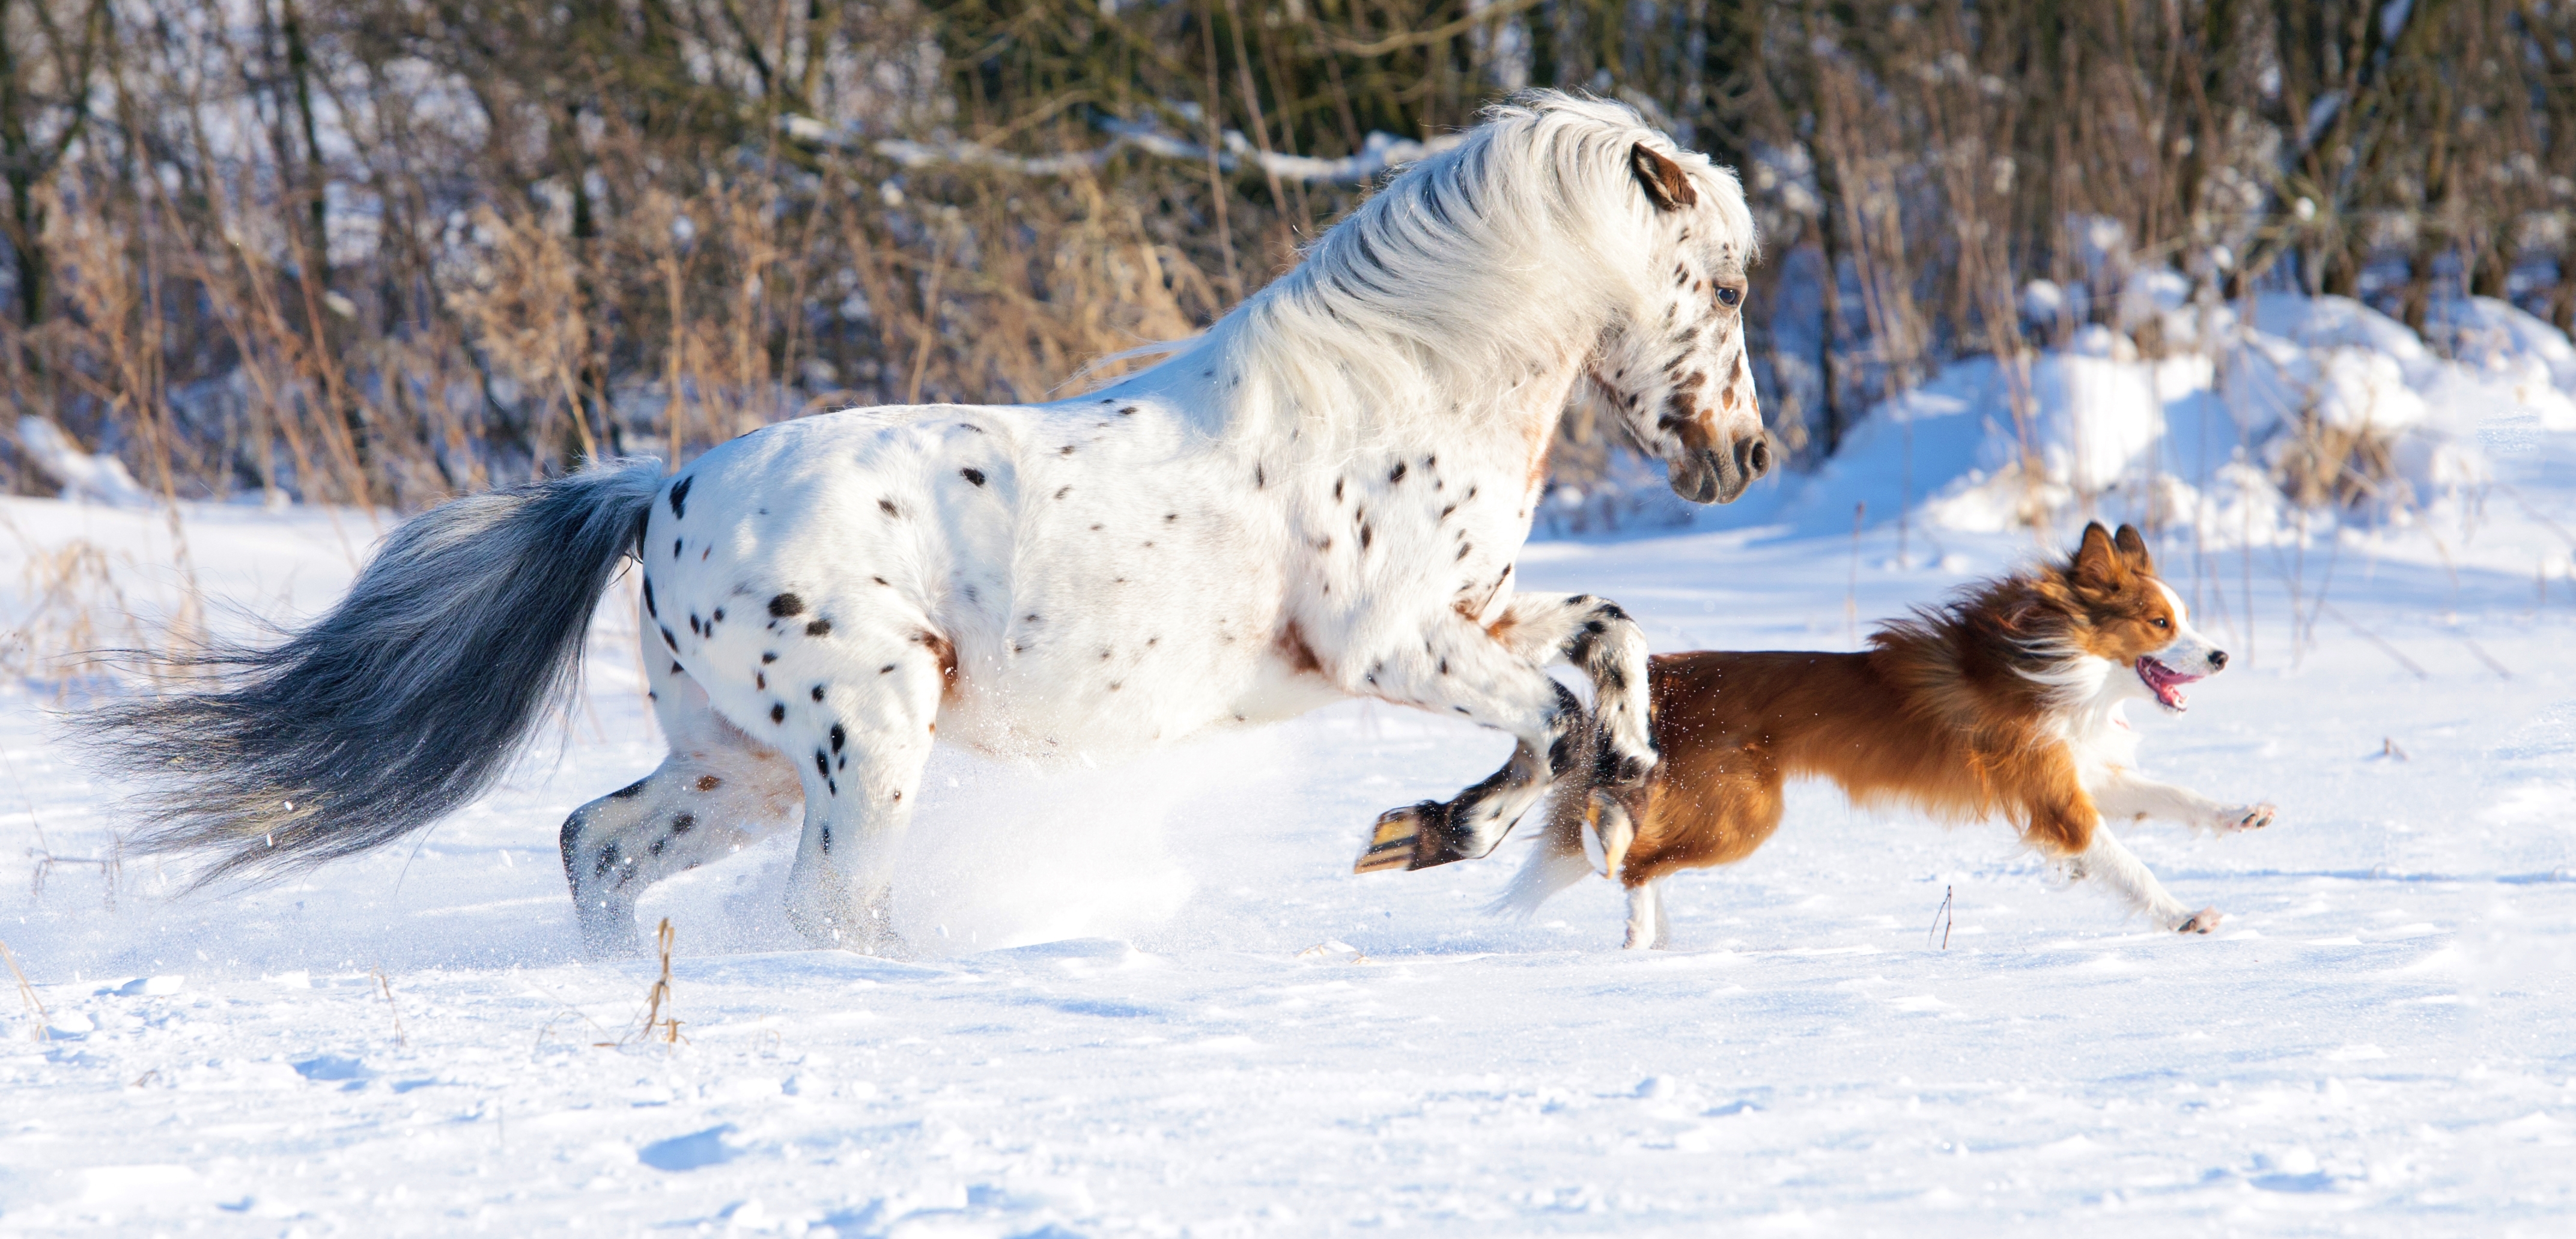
[1630,143,1698,213]
[2074,521,2124,591]
[2113,524,2154,574]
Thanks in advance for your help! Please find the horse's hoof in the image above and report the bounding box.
[1354,802,1466,873]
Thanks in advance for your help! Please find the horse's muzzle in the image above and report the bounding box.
[1668,434,1772,504]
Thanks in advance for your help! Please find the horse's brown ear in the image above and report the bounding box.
[2074,521,2123,590]
[2113,524,2154,574]
[1630,143,1697,213]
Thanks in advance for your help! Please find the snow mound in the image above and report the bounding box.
[16,417,151,507]
[1730,290,2575,545]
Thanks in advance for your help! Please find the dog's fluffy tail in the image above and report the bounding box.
[1489,782,1598,917]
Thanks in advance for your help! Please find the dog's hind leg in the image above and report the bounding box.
[560,651,801,956]
[2064,821,2222,935]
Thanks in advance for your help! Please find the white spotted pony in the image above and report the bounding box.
[91,91,1767,954]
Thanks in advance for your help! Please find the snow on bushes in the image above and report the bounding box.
[1725,287,2576,548]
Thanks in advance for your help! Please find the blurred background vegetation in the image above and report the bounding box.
[0,0,2568,512]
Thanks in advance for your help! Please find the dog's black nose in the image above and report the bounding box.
[2208,649,2228,670]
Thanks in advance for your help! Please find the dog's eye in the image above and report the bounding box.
[1716,286,1742,308]
[2152,617,2169,628]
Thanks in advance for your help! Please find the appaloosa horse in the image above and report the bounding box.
[91,91,1767,954]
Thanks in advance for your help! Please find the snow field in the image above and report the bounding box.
[2,315,2575,1231]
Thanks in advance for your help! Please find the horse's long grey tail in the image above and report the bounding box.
[84,458,665,886]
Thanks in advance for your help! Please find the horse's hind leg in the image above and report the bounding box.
[773,631,947,954]
[561,656,801,956]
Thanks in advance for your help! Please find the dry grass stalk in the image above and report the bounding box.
[371,966,407,1049]
[628,917,687,1046]
[1,937,46,1043]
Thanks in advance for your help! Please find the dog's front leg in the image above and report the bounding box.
[2067,820,2223,935]
[2094,768,2277,836]
[1623,877,1670,950]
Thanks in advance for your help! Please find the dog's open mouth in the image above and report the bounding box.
[2136,656,2202,711]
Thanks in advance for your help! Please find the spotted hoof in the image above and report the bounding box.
[1354,802,1472,873]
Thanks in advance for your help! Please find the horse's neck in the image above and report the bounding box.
[1220,336,1591,480]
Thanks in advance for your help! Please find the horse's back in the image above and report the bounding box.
[657,399,1307,762]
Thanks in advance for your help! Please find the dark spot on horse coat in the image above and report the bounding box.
[872,576,889,586]
[660,626,678,652]
[673,538,683,559]
[879,498,900,517]
[1332,479,1344,501]
[806,619,833,637]
[688,614,702,636]
[881,664,896,674]
[711,608,724,623]
[770,703,786,723]
[830,723,845,753]
[815,750,830,778]
[694,775,721,792]
[1119,405,1138,416]
[762,652,778,663]
[1389,461,1407,483]
[1277,623,1325,675]
[670,660,684,674]
[648,837,667,857]
[770,593,804,617]
[672,812,696,834]
[668,476,693,518]
[754,671,766,689]
[961,467,986,486]
[1254,465,1265,488]
[1056,486,1071,500]
[1360,525,1373,550]
[819,825,831,852]
[643,578,657,617]
[610,778,648,799]
[812,685,826,701]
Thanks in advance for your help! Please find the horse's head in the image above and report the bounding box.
[1584,141,1768,504]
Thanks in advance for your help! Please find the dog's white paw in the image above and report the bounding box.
[2174,906,2225,935]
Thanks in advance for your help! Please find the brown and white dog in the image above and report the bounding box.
[1499,522,2276,948]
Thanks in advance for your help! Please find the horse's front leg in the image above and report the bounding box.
[1480,593,1657,789]
[1347,612,1590,874]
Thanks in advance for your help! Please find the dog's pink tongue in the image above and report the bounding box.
[2138,657,2193,710]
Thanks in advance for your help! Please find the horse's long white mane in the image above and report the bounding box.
[1108,91,1757,449]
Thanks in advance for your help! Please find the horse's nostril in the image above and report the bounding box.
[2208,649,2228,670]
[1734,436,1772,480]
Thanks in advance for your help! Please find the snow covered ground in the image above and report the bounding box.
[4,314,2576,1233]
